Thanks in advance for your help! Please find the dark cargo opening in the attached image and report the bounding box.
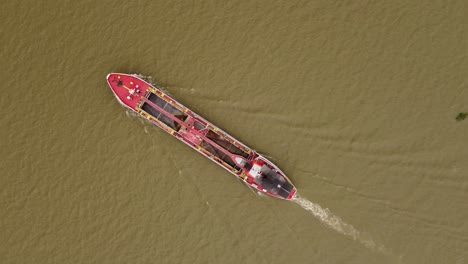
[194,121,205,131]
[206,130,249,158]
[148,93,188,122]
[140,93,188,131]
[200,140,240,171]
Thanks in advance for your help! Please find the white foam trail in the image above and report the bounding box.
[292,194,389,254]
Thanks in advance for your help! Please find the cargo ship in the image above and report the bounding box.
[106,73,296,200]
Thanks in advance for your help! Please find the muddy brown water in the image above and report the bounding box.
[1,1,467,263]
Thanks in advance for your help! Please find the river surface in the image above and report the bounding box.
[1,1,467,263]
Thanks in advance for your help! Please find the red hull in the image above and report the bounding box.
[107,73,296,200]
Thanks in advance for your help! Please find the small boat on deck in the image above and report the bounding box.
[106,73,296,200]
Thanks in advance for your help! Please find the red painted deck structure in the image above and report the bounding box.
[107,73,296,200]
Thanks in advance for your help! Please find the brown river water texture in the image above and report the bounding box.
[1,1,467,263]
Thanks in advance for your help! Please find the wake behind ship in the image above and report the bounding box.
[107,73,296,200]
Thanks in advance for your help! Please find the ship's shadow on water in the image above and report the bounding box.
[292,193,391,256]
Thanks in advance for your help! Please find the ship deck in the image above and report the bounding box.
[107,73,296,200]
